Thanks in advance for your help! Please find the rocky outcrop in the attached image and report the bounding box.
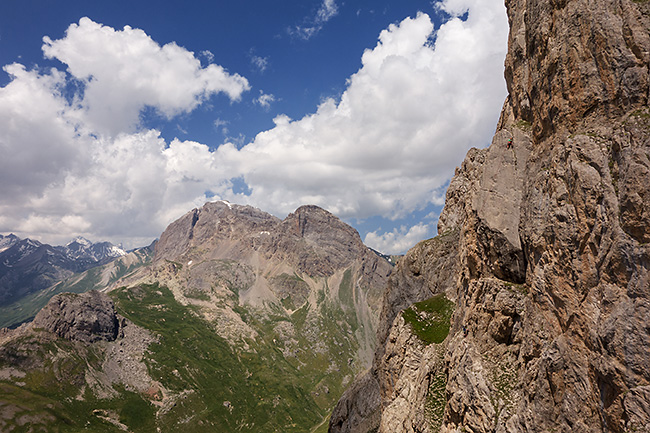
[31,290,120,343]
[331,0,650,431]
[329,370,382,433]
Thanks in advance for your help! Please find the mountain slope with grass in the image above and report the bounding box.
[0,202,392,432]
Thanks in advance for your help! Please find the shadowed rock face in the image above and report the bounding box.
[331,0,650,432]
[31,290,120,343]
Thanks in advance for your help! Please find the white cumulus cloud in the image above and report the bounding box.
[0,18,251,248]
[216,1,508,222]
[42,17,250,136]
[364,223,434,255]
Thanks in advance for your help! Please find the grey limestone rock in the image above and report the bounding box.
[31,290,120,343]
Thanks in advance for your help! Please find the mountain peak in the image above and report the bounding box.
[0,234,21,253]
[66,236,92,247]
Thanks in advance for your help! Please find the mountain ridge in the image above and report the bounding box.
[0,236,149,329]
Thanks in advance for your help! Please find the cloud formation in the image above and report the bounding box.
[255,91,276,109]
[42,17,250,136]
[217,1,508,223]
[364,223,434,255]
[290,0,339,40]
[0,18,249,247]
[251,55,269,73]
[1,0,508,253]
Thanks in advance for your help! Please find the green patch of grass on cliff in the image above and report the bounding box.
[425,354,447,431]
[513,119,532,132]
[503,281,529,295]
[402,294,455,345]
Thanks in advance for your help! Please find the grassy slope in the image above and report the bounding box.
[0,333,156,433]
[0,271,365,432]
[114,283,327,432]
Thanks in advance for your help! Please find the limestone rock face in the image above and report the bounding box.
[31,290,120,343]
[504,0,650,141]
[329,370,381,433]
[331,0,650,431]
[153,202,388,286]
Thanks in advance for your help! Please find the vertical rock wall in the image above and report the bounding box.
[331,0,650,431]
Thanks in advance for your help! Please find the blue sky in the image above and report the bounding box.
[0,0,508,253]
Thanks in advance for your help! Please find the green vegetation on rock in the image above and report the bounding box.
[113,283,324,432]
[424,350,447,432]
[110,282,361,432]
[402,294,455,345]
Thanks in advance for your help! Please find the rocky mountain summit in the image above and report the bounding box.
[0,234,20,253]
[150,201,388,309]
[331,0,650,431]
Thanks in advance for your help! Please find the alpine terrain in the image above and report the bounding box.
[0,235,146,329]
[330,0,650,431]
[0,203,391,432]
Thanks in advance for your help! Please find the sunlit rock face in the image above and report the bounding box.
[331,0,650,431]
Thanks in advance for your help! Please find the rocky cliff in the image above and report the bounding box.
[331,0,650,431]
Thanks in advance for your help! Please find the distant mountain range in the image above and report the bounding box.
[0,234,141,327]
[57,236,127,262]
